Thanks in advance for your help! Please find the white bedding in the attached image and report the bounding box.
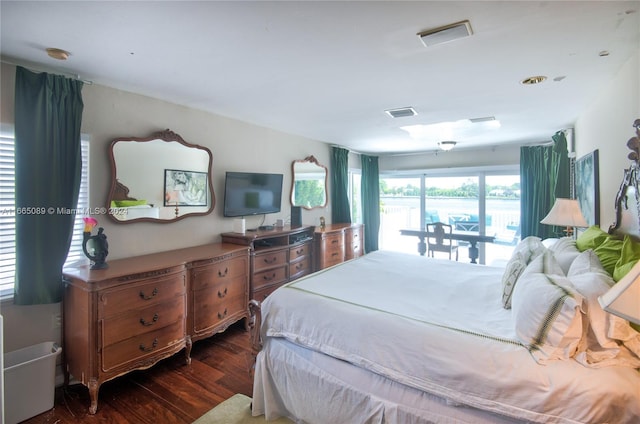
[253,250,640,423]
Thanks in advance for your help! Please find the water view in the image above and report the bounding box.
[379,196,519,266]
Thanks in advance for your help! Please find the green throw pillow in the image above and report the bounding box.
[592,236,624,276]
[613,235,640,282]
[576,225,609,252]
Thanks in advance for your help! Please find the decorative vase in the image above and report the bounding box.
[82,221,109,270]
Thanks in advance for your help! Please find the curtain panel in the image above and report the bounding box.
[14,66,84,304]
[519,131,570,239]
[361,154,379,253]
[330,147,352,224]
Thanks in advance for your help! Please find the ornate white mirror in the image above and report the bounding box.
[106,129,215,223]
[291,155,328,210]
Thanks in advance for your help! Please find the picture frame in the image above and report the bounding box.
[164,169,208,206]
[575,150,599,226]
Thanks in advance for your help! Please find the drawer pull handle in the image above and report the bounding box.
[331,240,339,245]
[218,267,228,277]
[140,313,159,326]
[296,263,303,270]
[263,257,277,264]
[296,248,304,254]
[263,272,276,281]
[218,308,228,319]
[139,338,158,352]
[331,253,339,258]
[217,287,228,298]
[139,288,158,300]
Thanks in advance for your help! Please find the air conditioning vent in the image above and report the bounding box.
[385,107,417,118]
[418,20,473,47]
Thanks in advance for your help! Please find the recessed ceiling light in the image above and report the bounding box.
[417,20,473,47]
[438,141,457,151]
[46,48,70,60]
[385,107,417,118]
[521,75,547,85]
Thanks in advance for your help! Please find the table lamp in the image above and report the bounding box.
[598,260,640,325]
[540,198,588,237]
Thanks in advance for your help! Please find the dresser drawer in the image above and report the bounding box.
[253,266,287,289]
[324,233,344,253]
[289,257,311,279]
[101,296,185,346]
[191,274,246,313]
[289,243,311,261]
[99,272,186,319]
[346,242,363,260]
[253,284,280,302]
[101,319,185,372]
[253,249,287,272]
[193,292,247,332]
[190,256,248,291]
[323,251,344,268]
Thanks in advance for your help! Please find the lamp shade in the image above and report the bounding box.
[598,260,640,325]
[540,198,588,228]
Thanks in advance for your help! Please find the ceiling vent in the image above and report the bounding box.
[418,20,473,47]
[469,116,496,123]
[385,107,417,118]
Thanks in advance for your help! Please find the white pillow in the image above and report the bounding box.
[501,252,527,309]
[511,271,584,363]
[568,248,606,276]
[501,237,548,309]
[512,236,546,264]
[549,237,581,275]
[521,250,565,277]
[542,238,560,248]
[568,250,640,368]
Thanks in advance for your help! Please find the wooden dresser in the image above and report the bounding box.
[314,223,365,271]
[221,225,314,301]
[62,243,249,414]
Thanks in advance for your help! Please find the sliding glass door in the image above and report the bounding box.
[379,170,520,265]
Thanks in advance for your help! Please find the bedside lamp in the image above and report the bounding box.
[540,198,588,237]
[598,260,640,325]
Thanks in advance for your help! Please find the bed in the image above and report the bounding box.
[249,120,640,424]
[109,180,160,220]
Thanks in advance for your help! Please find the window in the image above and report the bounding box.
[349,170,362,224]
[0,129,89,298]
[379,168,520,265]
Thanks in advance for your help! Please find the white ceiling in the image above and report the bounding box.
[1,1,639,154]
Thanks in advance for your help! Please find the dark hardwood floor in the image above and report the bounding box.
[22,322,255,424]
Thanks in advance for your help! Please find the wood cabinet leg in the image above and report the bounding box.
[88,378,99,415]
[185,336,192,365]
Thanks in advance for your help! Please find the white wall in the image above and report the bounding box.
[574,47,640,230]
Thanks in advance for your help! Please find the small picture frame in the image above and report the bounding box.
[575,150,599,226]
[164,169,208,206]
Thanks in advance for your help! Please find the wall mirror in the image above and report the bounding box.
[291,155,328,209]
[106,129,215,223]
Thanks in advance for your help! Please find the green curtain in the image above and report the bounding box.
[361,154,380,253]
[14,66,84,305]
[520,131,570,239]
[330,147,351,224]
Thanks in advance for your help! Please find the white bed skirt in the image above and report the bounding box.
[252,337,523,424]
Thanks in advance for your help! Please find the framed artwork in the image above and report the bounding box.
[575,150,599,226]
[164,169,208,206]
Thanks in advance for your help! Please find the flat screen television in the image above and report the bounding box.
[223,171,284,217]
